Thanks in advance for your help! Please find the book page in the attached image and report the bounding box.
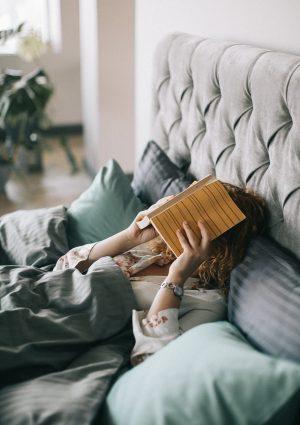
[147,175,216,220]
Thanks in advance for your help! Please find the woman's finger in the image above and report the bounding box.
[182,221,201,248]
[198,221,212,253]
[176,228,190,250]
[135,210,147,220]
[197,220,210,244]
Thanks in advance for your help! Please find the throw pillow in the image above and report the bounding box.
[132,140,194,206]
[67,159,146,248]
[228,235,300,362]
[0,205,69,268]
[101,321,300,425]
[0,245,10,265]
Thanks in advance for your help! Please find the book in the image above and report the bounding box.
[137,175,246,257]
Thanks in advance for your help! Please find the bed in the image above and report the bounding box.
[0,33,300,425]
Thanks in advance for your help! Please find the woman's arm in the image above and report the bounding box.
[87,197,174,267]
[146,220,214,318]
[86,229,137,266]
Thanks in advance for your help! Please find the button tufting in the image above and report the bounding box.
[151,33,300,260]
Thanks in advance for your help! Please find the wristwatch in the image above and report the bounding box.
[160,281,184,300]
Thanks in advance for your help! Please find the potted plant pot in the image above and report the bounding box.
[0,68,53,173]
[16,140,43,172]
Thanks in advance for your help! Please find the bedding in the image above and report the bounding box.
[55,241,227,366]
[101,321,300,425]
[0,255,136,423]
[0,205,137,423]
[67,158,145,248]
[0,244,10,265]
[104,31,300,424]
[132,140,194,206]
[228,235,300,362]
[150,33,300,258]
[0,205,68,268]
[1,31,300,425]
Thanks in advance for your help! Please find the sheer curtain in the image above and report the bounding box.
[0,0,61,54]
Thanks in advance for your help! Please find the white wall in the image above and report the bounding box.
[51,0,81,124]
[0,0,81,125]
[79,0,135,174]
[79,0,100,174]
[98,0,135,173]
[2,1,300,172]
[135,0,300,160]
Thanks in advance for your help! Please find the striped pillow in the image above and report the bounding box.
[132,141,194,206]
[0,205,69,268]
[228,236,300,362]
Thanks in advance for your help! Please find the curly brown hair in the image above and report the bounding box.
[149,183,267,291]
[197,183,267,290]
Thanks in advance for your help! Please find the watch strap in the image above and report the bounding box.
[160,281,184,299]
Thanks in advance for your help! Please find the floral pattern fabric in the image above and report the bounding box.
[54,243,227,366]
[113,248,172,277]
[53,243,97,273]
[131,308,181,366]
[54,242,174,276]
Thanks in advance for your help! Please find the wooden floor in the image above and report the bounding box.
[0,136,92,216]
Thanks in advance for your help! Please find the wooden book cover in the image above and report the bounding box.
[137,175,246,257]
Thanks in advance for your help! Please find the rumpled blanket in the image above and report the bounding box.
[0,257,137,424]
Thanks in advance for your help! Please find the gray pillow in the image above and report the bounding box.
[132,141,194,206]
[0,245,10,265]
[0,205,69,268]
[228,236,300,362]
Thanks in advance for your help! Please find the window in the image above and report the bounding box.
[0,0,61,54]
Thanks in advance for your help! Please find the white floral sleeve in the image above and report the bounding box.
[53,243,97,272]
[131,308,181,366]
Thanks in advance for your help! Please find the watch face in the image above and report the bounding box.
[174,285,184,298]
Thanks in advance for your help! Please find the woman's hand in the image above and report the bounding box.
[146,220,214,319]
[167,220,214,284]
[126,196,175,247]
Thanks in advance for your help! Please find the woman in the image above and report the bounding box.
[55,183,267,365]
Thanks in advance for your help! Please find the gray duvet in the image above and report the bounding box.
[0,206,137,424]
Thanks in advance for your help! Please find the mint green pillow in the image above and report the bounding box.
[67,159,145,248]
[102,322,300,425]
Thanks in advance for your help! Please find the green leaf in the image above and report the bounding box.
[0,22,26,44]
[0,127,6,144]
[0,70,22,98]
[26,69,53,110]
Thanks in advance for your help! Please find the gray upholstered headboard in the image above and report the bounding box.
[151,33,300,258]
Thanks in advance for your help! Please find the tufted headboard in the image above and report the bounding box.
[151,33,300,258]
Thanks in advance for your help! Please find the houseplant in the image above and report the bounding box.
[0,24,53,191]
